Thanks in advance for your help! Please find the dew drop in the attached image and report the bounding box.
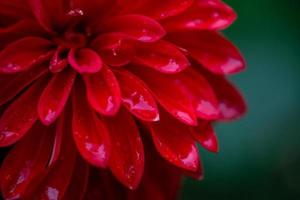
[66,9,84,17]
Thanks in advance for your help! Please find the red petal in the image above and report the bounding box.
[134,40,190,74]
[114,70,159,122]
[0,123,54,200]
[179,68,220,120]
[130,66,198,126]
[162,0,236,31]
[28,0,69,32]
[0,0,31,20]
[91,33,135,67]
[104,108,145,190]
[62,157,89,200]
[100,15,166,42]
[0,20,46,49]
[190,120,219,153]
[68,48,103,74]
[147,110,200,172]
[0,37,53,73]
[26,112,77,199]
[71,0,116,20]
[128,137,183,200]
[0,78,48,147]
[119,0,194,20]
[167,31,245,75]
[83,66,121,116]
[38,68,76,125]
[201,70,247,120]
[72,80,111,168]
[49,47,68,73]
[0,65,47,106]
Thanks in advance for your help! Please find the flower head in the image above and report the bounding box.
[0,0,246,199]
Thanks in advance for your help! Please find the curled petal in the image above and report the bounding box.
[49,47,68,73]
[0,65,47,106]
[0,37,53,73]
[91,33,135,67]
[38,68,76,125]
[100,15,166,42]
[162,0,237,31]
[68,48,103,74]
[114,70,159,121]
[0,78,48,147]
[167,31,245,75]
[130,66,198,126]
[83,66,121,116]
[190,120,219,153]
[134,40,190,74]
[104,108,145,190]
[0,123,54,200]
[147,110,200,172]
[72,80,111,168]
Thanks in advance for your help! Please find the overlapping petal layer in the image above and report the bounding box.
[0,0,246,199]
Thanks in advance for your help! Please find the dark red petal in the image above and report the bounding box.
[190,120,219,153]
[83,66,121,116]
[130,66,198,126]
[0,20,46,49]
[179,68,220,120]
[84,170,126,200]
[0,65,47,106]
[68,48,102,74]
[134,40,190,74]
[114,70,159,122]
[167,31,245,75]
[38,68,76,125]
[119,0,194,20]
[0,37,53,73]
[100,15,166,42]
[201,71,247,120]
[28,0,69,32]
[162,0,236,31]
[0,0,31,20]
[104,108,145,190]
[91,33,135,67]
[72,80,111,168]
[62,157,89,200]
[0,123,54,200]
[25,111,77,199]
[49,47,69,73]
[147,110,200,172]
[0,78,48,147]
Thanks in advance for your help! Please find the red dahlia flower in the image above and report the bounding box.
[0,0,246,199]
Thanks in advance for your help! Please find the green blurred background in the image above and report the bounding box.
[182,0,300,199]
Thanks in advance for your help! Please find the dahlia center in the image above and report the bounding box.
[53,26,88,49]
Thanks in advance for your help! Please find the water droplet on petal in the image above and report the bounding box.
[66,9,84,17]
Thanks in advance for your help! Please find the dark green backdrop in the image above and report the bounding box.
[182,0,300,199]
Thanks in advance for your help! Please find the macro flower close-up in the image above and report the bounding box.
[0,0,247,199]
